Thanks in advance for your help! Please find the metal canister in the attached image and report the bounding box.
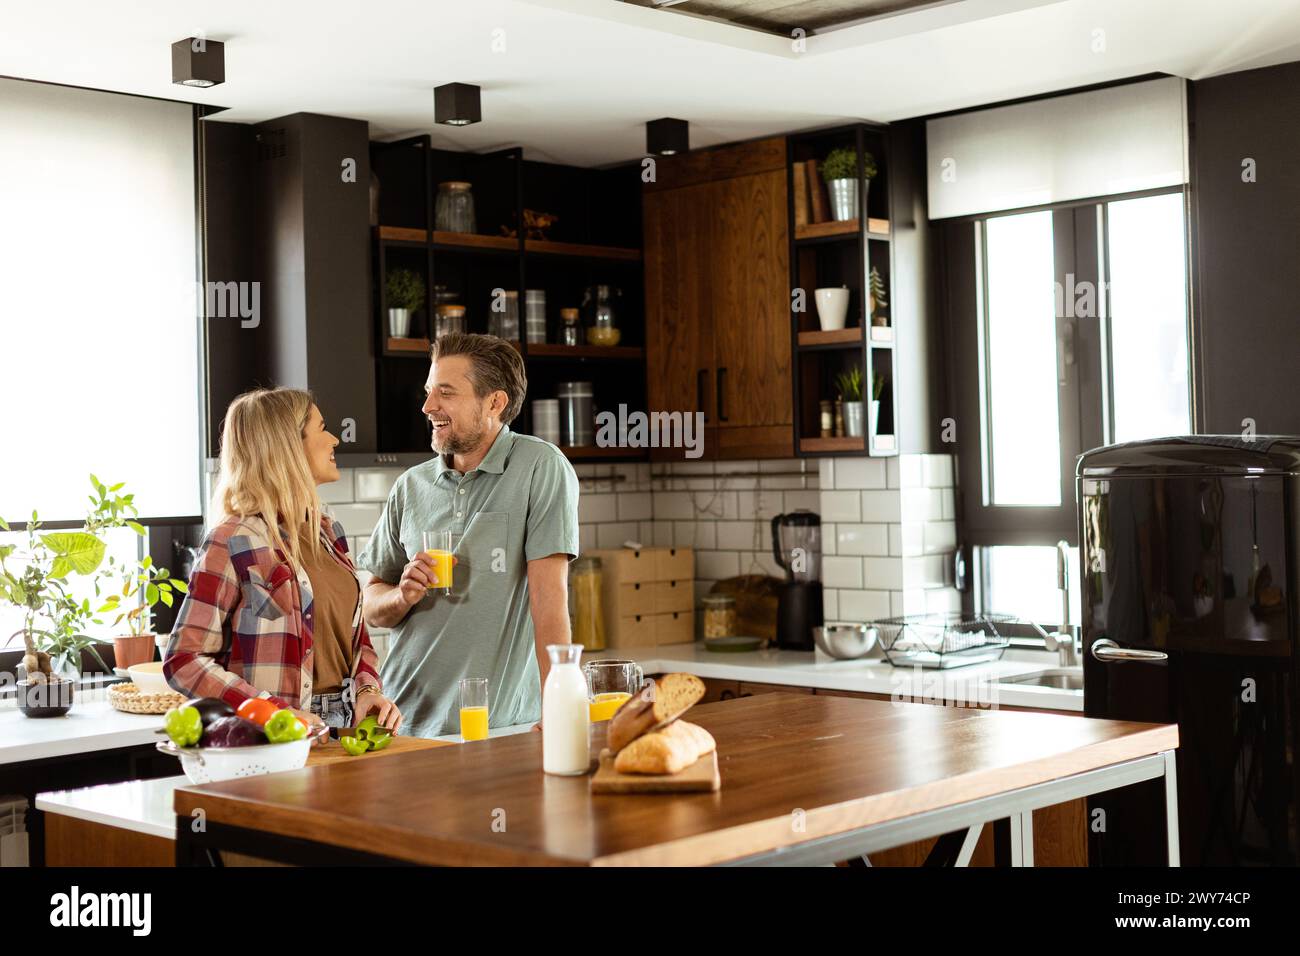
[557,381,594,446]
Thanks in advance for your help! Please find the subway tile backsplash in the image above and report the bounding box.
[308,450,960,639]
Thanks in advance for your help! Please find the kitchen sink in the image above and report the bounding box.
[999,669,1084,691]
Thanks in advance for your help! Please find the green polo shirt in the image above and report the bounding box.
[357,425,579,738]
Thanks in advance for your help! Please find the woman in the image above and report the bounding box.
[165,388,401,733]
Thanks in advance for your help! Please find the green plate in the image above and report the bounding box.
[704,636,765,653]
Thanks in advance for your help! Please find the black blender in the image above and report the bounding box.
[771,510,824,651]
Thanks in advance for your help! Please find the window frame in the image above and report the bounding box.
[944,185,1193,627]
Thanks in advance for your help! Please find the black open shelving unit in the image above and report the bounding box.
[787,122,899,458]
[369,136,648,461]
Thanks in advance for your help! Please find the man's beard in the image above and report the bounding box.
[431,415,486,456]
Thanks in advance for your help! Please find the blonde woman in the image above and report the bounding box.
[165,388,401,733]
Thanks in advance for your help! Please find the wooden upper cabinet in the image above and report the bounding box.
[644,181,715,459]
[710,167,792,433]
[643,137,792,460]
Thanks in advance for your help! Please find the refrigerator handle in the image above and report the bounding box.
[1091,638,1169,663]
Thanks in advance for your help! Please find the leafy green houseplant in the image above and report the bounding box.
[820,147,878,182]
[834,367,864,402]
[834,367,867,439]
[0,477,180,711]
[820,147,879,224]
[385,268,426,337]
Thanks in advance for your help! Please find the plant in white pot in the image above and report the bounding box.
[871,371,886,436]
[836,367,865,438]
[386,268,425,339]
[820,147,878,223]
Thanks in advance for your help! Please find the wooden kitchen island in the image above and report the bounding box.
[173,694,1181,867]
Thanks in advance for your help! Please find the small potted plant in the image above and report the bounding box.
[835,367,865,438]
[871,371,887,436]
[869,266,888,326]
[102,553,187,670]
[820,147,878,222]
[385,268,426,338]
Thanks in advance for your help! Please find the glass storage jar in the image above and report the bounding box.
[435,181,476,234]
[701,594,737,639]
[569,556,606,651]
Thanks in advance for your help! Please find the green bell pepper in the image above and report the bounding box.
[340,733,370,757]
[356,715,392,751]
[164,705,203,748]
[264,709,309,744]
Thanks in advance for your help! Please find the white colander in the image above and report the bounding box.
[156,724,328,784]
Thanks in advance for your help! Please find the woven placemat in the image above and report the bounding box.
[109,681,185,715]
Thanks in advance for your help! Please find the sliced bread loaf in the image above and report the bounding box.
[613,720,716,775]
[607,672,705,754]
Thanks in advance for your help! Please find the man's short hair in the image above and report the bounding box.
[430,332,528,424]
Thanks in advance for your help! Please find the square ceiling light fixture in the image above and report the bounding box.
[646,118,689,156]
[435,83,482,126]
[171,37,225,88]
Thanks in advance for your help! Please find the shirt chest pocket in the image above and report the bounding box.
[240,567,295,622]
[454,512,510,590]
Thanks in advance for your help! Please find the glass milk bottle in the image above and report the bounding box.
[542,644,590,775]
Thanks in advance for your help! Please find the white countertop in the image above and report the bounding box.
[35,722,537,840]
[0,695,164,766]
[584,643,1085,712]
[36,774,185,839]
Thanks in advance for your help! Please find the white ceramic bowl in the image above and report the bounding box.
[127,661,169,695]
[815,287,850,331]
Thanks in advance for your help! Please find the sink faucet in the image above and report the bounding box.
[1045,539,1078,667]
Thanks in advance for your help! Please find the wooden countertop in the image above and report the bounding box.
[174,695,1177,867]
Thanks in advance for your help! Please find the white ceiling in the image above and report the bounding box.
[2,0,1298,167]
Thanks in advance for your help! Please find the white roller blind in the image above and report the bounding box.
[927,77,1188,220]
[0,78,200,521]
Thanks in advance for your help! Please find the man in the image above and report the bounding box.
[358,332,579,739]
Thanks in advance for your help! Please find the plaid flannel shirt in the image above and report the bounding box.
[164,512,381,710]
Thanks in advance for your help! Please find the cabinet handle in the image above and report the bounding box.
[696,369,708,423]
[717,367,728,422]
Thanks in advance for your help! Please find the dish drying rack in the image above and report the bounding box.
[871,612,1020,669]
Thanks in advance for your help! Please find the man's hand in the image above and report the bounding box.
[365,554,445,629]
[396,553,437,607]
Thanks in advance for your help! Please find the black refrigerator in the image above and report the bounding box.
[1078,436,1300,865]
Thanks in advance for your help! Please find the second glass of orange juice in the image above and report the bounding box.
[421,530,457,593]
[459,677,489,741]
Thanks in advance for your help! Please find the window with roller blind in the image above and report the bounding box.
[0,78,201,645]
[0,77,202,527]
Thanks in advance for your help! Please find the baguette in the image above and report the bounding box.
[608,672,705,753]
[613,720,716,775]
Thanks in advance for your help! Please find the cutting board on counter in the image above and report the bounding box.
[591,749,720,793]
[307,735,451,767]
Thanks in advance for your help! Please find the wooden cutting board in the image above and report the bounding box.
[590,748,720,793]
[307,734,451,767]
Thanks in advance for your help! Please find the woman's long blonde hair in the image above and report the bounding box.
[212,387,322,568]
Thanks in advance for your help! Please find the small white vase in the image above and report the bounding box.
[814,288,850,331]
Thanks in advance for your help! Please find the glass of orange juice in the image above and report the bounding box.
[459,677,489,742]
[421,530,458,593]
[583,659,643,722]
